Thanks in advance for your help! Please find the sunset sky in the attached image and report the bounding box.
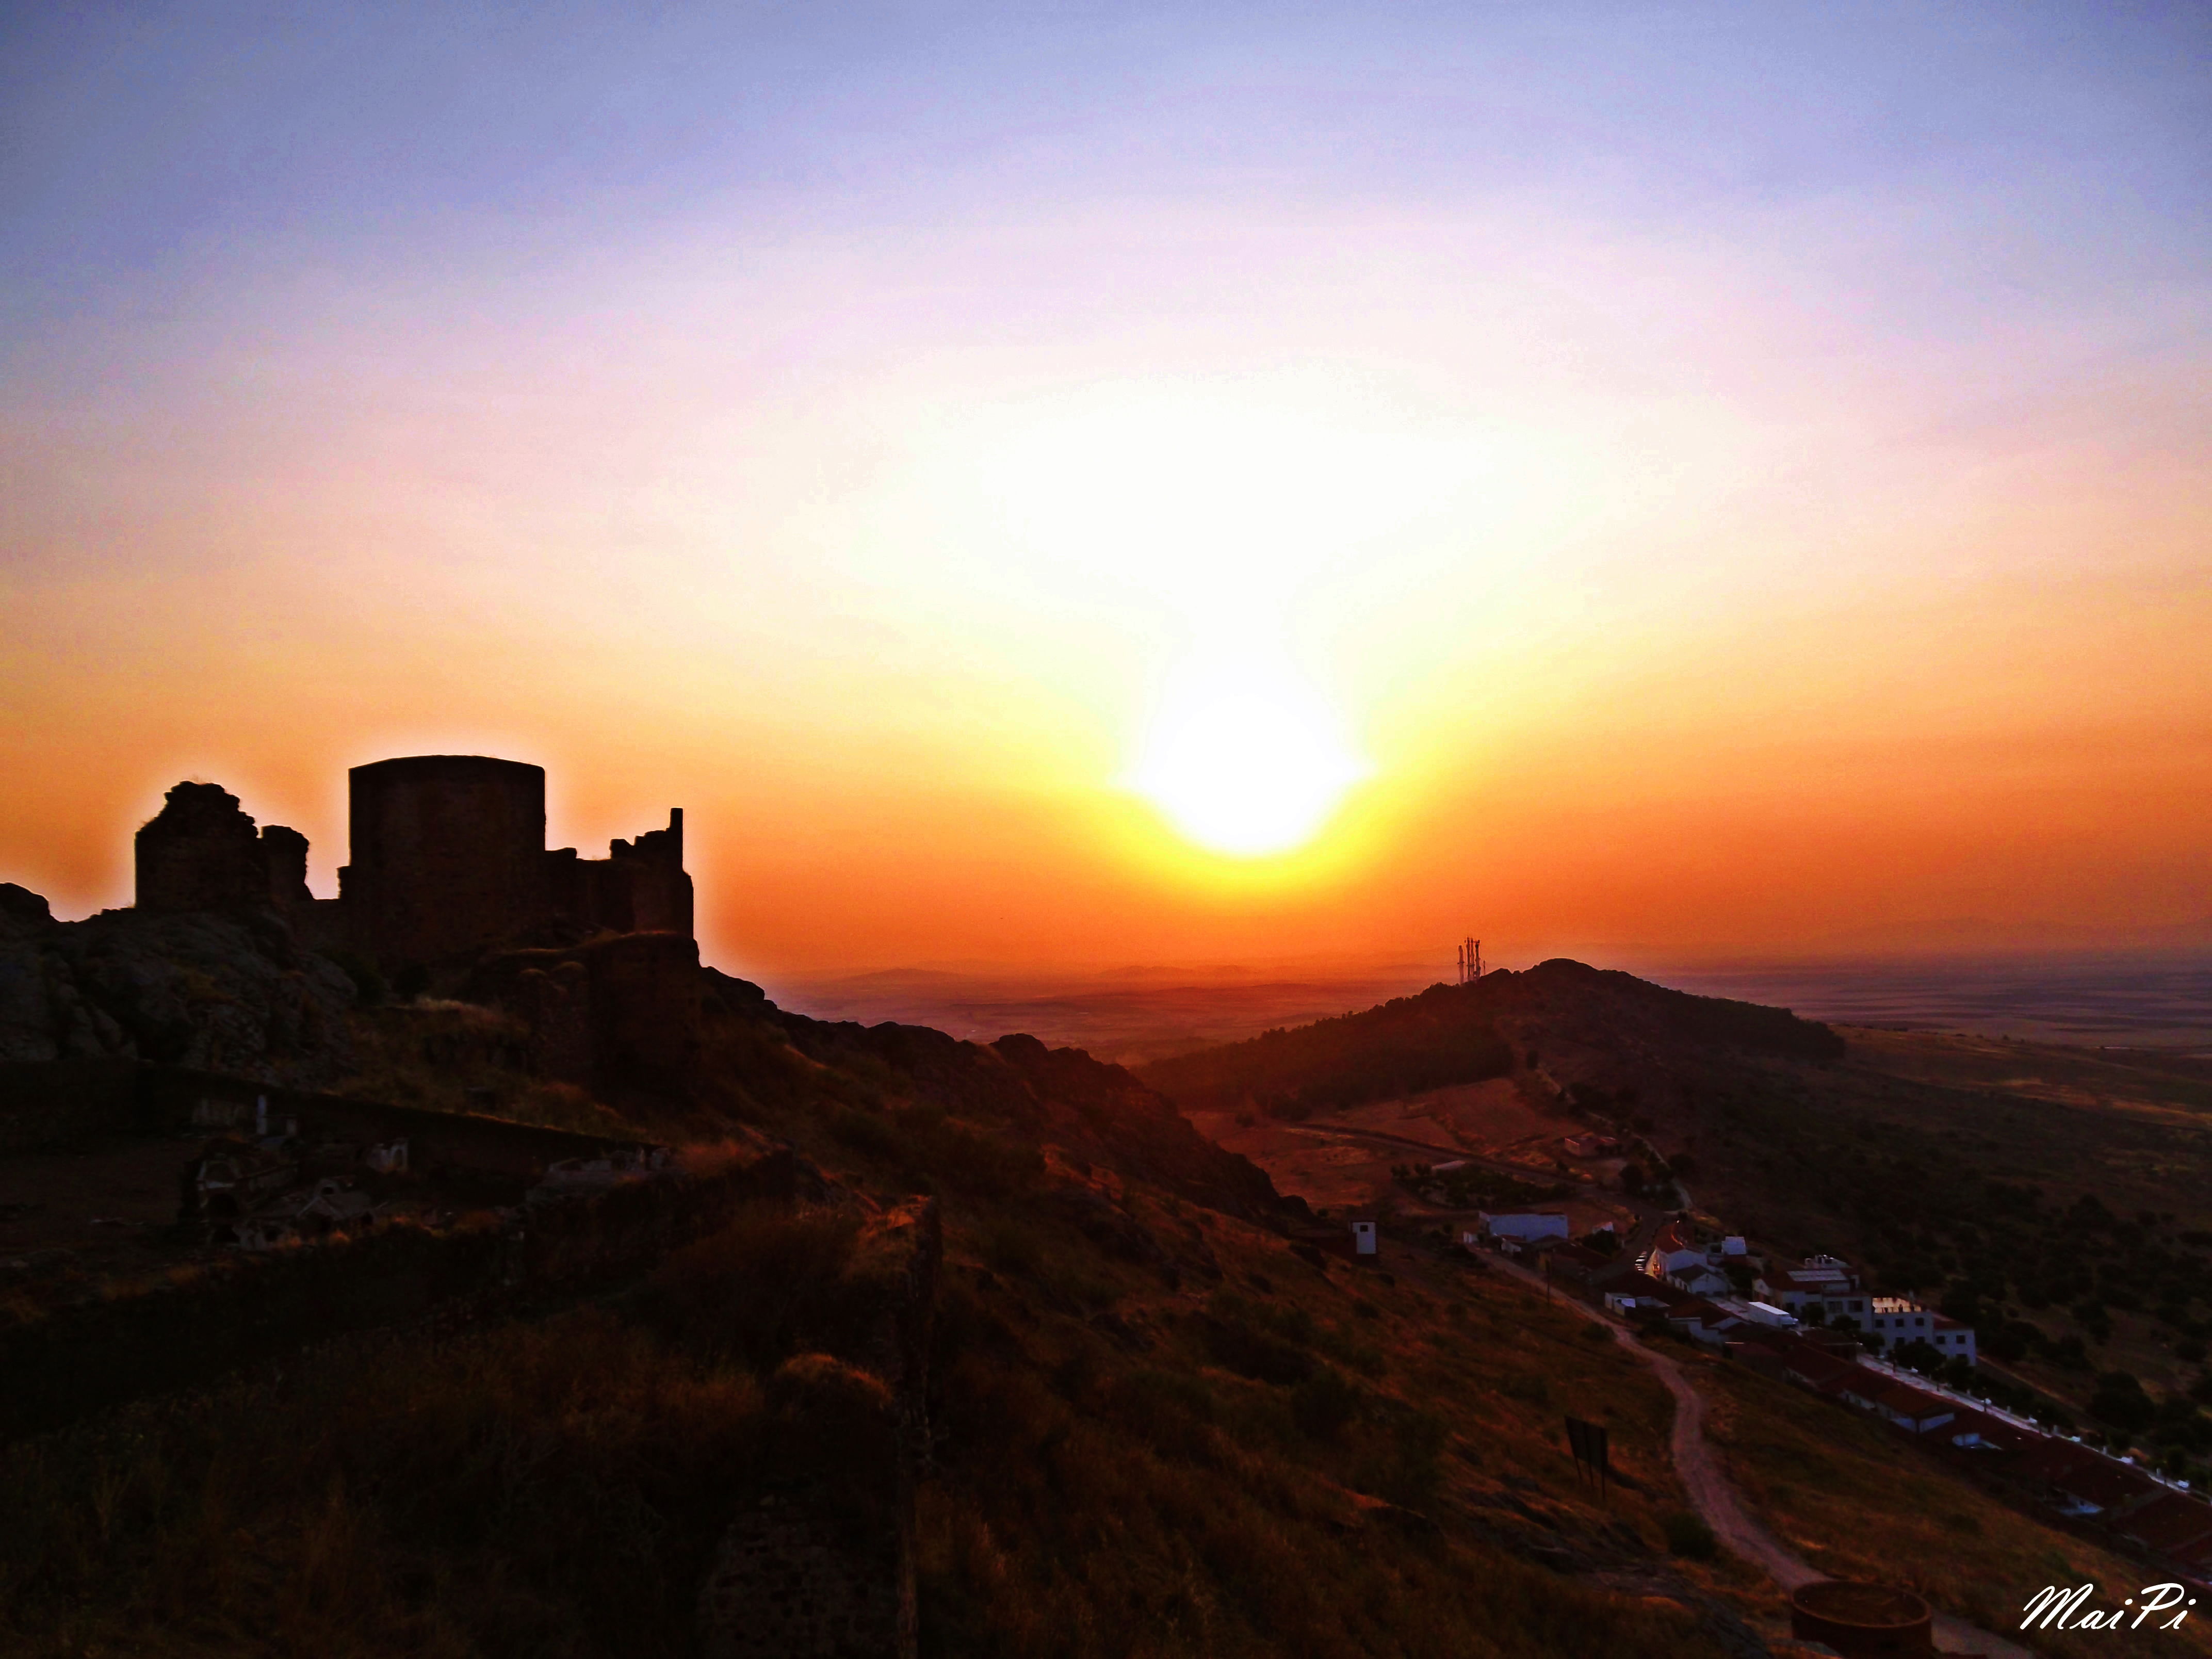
[4,3,2208,980]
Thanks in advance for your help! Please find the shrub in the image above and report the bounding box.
[1291,1366,1360,1440]
[2090,1372,2156,1434]
[978,1216,1042,1277]
[1663,1512,1718,1560]
[1200,1310,1313,1386]
[829,1106,900,1157]
[637,1205,861,1369]
[323,950,385,1006]
[0,1307,763,1655]
[1375,1407,1448,1507]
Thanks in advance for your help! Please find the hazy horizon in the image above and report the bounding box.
[760,942,2212,1066]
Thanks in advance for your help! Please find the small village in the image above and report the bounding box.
[1297,1131,2212,1600]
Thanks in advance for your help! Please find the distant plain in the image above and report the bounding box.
[769,952,2212,1066]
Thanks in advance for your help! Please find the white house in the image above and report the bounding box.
[1928,1312,1977,1365]
[1865,1296,1935,1344]
[365,1138,409,1174]
[1787,1289,1977,1365]
[1481,1211,1570,1243]
[1757,1256,1868,1324]
[1661,1253,1732,1297]
[1701,1235,1756,1269]
[1351,1219,1379,1257]
[1665,1300,1744,1348]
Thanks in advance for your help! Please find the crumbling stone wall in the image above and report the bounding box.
[123,760,694,974]
[702,1472,907,1659]
[545,808,693,938]
[134,783,313,918]
[468,931,704,1101]
[512,957,593,1083]
[697,1200,939,1659]
[0,1127,798,1441]
[609,809,694,936]
[259,824,313,907]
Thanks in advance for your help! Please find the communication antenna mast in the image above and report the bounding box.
[1456,936,1484,984]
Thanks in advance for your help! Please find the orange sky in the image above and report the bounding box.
[4,7,2208,979]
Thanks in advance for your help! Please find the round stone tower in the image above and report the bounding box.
[342,756,546,968]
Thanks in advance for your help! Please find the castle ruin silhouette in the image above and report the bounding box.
[134,755,692,974]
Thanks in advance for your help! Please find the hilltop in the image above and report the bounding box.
[1143,960,2212,1504]
[2,891,1808,1658]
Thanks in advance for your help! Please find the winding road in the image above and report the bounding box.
[1484,1251,2034,1658]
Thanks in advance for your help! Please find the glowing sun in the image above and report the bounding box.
[1128,669,1368,857]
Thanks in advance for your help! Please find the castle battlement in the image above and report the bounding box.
[133,756,693,972]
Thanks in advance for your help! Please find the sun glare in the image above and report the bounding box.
[1129,668,1369,857]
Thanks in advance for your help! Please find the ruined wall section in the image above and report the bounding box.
[125,760,692,981]
[258,824,313,907]
[544,808,693,940]
[342,756,547,969]
[467,931,704,1102]
[609,809,693,936]
[135,783,320,919]
[0,1129,799,1441]
[697,1200,939,1659]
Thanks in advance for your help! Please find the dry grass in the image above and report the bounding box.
[336,1003,641,1136]
[0,1173,1766,1658]
[0,1308,765,1658]
[913,1189,1758,1658]
[1691,1354,2212,1656]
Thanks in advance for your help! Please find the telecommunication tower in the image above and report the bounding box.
[1456,937,1483,984]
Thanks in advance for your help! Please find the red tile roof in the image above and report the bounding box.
[2012,1443,2160,1512]
[1547,1242,1616,1273]
[1844,1376,1954,1424]
[2118,1492,2212,1556]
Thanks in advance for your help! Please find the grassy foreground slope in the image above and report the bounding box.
[1688,1348,2212,1658]
[1,978,1782,1658]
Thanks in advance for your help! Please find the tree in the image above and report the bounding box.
[1895,1338,1944,1376]
[2090,1371,2156,1435]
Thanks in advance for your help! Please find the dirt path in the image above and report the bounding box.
[1484,1253,2034,1657]
[1284,1121,1587,1188]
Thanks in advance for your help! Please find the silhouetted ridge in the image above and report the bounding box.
[1136,958,1842,1119]
[1515,958,1846,1062]
[1136,981,1515,1118]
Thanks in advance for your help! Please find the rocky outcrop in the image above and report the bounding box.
[0,890,354,1085]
